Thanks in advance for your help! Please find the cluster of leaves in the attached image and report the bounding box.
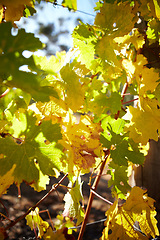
[0,0,160,239]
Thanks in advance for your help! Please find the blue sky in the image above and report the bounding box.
[17,0,97,55]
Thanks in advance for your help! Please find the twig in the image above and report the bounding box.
[39,209,54,231]
[69,218,107,229]
[77,149,110,240]
[122,97,139,105]
[90,188,113,205]
[0,200,10,218]
[0,88,10,99]
[115,82,128,119]
[4,173,68,231]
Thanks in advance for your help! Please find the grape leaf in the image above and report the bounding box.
[114,29,145,51]
[72,23,98,70]
[133,0,157,21]
[95,2,135,36]
[43,227,66,240]
[0,22,58,102]
[62,0,77,11]
[153,0,160,19]
[0,165,15,197]
[63,177,84,225]
[0,23,42,53]
[26,207,49,238]
[0,112,63,188]
[101,187,159,240]
[54,214,75,234]
[60,63,85,112]
[137,67,160,94]
[94,91,122,115]
[95,34,121,72]
[108,161,131,199]
[0,0,34,22]
[60,114,103,174]
[36,97,67,124]
[33,51,67,76]
[125,97,160,145]
[101,116,144,166]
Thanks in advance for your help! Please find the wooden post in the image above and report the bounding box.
[133,139,160,229]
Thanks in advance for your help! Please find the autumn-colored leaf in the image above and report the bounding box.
[101,187,159,240]
[0,164,15,197]
[43,227,66,240]
[26,207,49,238]
[124,97,160,145]
[59,114,103,174]
[63,177,84,225]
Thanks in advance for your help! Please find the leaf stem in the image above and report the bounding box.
[77,149,110,240]
[4,173,68,231]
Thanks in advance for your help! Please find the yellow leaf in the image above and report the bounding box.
[26,207,49,238]
[0,164,15,197]
[95,2,135,36]
[153,0,160,19]
[36,97,67,124]
[101,187,159,240]
[122,59,135,80]
[1,0,34,22]
[136,67,159,93]
[124,97,160,145]
[43,227,66,240]
[59,114,103,174]
[0,5,3,23]
[60,64,85,112]
[114,29,145,51]
[30,167,50,192]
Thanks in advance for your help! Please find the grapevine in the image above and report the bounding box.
[0,0,160,239]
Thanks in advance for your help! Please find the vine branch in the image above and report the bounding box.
[115,82,129,119]
[0,88,10,99]
[77,149,110,240]
[4,173,68,231]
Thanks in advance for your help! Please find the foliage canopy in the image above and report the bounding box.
[0,0,160,239]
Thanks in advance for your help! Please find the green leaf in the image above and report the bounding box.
[94,91,122,115]
[0,22,58,102]
[146,19,160,44]
[95,34,121,72]
[0,23,42,53]
[23,6,36,17]
[40,121,62,142]
[72,23,98,70]
[108,161,131,199]
[33,52,67,75]
[101,116,144,166]
[0,112,63,187]
[6,71,59,102]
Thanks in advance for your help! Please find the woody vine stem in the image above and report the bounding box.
[4,173,68,231]
[78,149,110,240]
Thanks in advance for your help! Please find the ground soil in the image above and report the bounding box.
[0,172,114,240]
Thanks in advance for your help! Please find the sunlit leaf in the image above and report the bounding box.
[26,207,49,238]
[63,177,84,225]
[101,187,159,240]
